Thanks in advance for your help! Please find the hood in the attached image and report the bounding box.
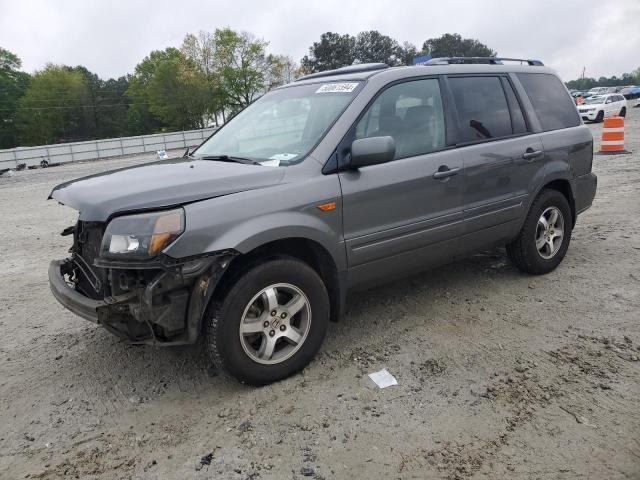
[49,157,286,221]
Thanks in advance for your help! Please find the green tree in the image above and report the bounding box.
[0,48,30,148]
[72,66,129,139]
[126,51,165,135]
[214,28,273,111]
[126,48,209,133]
[181,31,225,126]
[15,64,89,145]
[301,32,356,73]
[266,54,298,88]
[96,76,129,138]
[422,33,496,58]
[354,31,404,66]
[398,41,419,66]
[182,29,296,123]
[147,52,209,130]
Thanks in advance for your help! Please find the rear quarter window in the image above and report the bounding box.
[517,73,580,132]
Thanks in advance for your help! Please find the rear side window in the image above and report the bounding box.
[448,76,514,142]
[517,73,580,131]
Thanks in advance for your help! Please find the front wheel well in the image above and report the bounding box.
[540,179,575,227]
[210,238,342,323]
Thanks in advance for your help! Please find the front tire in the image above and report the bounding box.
[620,107,626,117]
[595,110,604,122]
[506,189,572,275]
[205,257,329,385]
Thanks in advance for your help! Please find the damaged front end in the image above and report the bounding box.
[49,219,236,345]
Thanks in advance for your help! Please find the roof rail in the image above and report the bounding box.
[296,63,389,81]
[425,57,544,66]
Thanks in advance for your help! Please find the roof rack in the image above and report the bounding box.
[424,57,544,66]
[296,63,389,81]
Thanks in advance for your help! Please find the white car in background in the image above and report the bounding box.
[588,86,617,95]
[577,93,627,122]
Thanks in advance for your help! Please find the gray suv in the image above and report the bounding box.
[49,58,597,385]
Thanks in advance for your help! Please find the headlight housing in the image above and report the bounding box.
[100,208,185,259]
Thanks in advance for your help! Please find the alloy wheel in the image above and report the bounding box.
[238,283,311,365]
[535,206,565,260]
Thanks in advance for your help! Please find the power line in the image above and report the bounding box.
[0,96,128,104]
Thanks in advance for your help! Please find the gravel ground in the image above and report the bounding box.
[1,108,639,480]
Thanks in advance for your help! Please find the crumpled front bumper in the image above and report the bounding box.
[48,252,236,345]
[49,260,105,323]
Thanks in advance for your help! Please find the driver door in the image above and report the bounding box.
[338,77,464,288]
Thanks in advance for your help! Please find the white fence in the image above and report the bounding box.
[0,128,217,170]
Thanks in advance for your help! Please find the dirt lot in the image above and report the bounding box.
[1,108,639,480]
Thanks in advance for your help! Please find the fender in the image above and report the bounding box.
[517,164,575,233]
[201,211,347,272]
[164,176,347,272]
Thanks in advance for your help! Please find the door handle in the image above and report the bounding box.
[522,149,543,160]
[433,166,460,179]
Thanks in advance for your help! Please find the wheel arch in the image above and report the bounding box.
[537,178,576,227]
[210,237,345,324]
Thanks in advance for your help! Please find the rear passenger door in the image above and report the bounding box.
[613,95,625,115]
[604,96,616,116]
[447,75,545,255]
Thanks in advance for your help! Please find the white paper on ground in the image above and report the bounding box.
[368,369,398,389]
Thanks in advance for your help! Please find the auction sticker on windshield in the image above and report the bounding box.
[315,83,359,94]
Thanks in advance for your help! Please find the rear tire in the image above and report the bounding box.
[506,189,572,275]
[205,257,329,385]
[620,107,626,117]
[595,110,604,122]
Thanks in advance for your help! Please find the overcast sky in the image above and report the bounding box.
[1,0,638,82]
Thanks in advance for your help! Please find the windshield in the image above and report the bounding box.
[584,95,605,105]
[194,81,362,166]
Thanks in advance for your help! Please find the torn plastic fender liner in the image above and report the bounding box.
[184,252,236,344]
[118,250,238,345]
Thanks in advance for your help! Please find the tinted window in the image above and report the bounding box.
[355,79,445,159]
[517,73,580,131]
[449,76,513,142]
[502,79,527,134]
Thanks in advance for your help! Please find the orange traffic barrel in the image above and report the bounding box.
[599,116,629,154]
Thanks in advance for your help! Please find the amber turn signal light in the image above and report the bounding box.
[317,201,336,211]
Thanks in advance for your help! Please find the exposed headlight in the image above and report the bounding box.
[100,208,185,259]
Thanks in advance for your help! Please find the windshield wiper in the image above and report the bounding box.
[198,155,262,166]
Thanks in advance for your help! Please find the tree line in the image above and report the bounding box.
[3,28,635,149]
[565,68,640,91]
[0,30,498,148]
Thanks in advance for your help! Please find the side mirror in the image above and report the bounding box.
[349,136,396,169]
